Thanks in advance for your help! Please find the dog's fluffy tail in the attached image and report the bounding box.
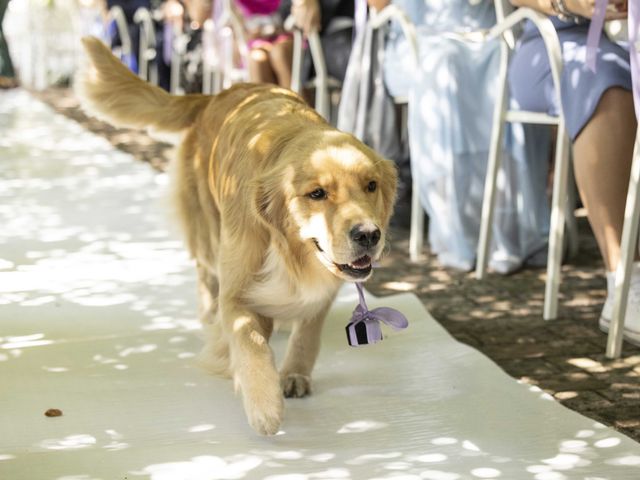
[76,36,209,132]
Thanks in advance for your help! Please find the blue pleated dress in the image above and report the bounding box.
[383,0,551,273]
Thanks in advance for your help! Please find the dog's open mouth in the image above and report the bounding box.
[336,255,372,278]
[313,239,373,279]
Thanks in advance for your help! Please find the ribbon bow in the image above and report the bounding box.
[346,282,409,347]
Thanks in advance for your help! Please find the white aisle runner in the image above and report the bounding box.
[1,90,639,480]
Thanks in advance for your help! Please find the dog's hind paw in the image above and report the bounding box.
[281,373,312,398]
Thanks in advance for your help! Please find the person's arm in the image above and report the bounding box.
[291,0,321,35]
[510,0,627,20]
[368,0,390,11]
[509,0,555,15]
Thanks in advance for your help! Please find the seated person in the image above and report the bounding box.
[280,0,355,84]
[241,0,354,89]
[508,0,639,342]
[356,0,551,273]
[162,0,211,93]
[237,0,294,87]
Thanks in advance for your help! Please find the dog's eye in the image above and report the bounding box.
[308,188,328,200]
[367,181,377,193]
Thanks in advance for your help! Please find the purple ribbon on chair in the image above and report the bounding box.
[346,283,409,347]
[586,0,608,72]
[586,0,639,120]
[163,23,173,66]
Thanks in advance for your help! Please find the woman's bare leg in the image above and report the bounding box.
[248,47,277,84]
[269,37,293,88]
[572,87,638,273]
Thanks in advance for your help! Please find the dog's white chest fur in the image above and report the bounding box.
[246,246,338,322]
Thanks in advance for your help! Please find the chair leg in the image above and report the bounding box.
[290,30,304,93]
[409,176,424,262]
[543,122,571,320]
[475,119,506,280]
[564,159,580,261]
[476,42,509,280]
[308,33,330,120]
[606,128,640,358]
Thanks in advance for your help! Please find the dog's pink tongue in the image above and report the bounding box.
[351,255,371,268]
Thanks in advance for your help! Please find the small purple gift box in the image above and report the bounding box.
[346,283,408,347]
[346,317,382,346]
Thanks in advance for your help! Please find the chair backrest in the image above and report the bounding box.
[494,0,515,23]
[493,0,518,47]
[133,7,158,85]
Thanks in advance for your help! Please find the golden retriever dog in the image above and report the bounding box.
[77,37,397,435]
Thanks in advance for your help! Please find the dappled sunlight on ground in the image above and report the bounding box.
[28,86,640,442]
[367,223,640,441]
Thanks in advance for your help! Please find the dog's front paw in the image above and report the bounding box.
[240,373,284,435]
[281,372,312,398]
[245,393,284,435]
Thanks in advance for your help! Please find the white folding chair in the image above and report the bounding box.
[215,0,250,89]
[133,7,159,85]
[167,22,188,94]
[289,17,352,122]
[202,18,223,94]
[107,6,134,68]
[475,0,572,321]
[606,125,640,358]
[366,6,421,260]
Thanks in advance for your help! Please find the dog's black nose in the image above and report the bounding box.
[350,225,381,248]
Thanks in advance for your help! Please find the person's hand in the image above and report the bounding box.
[564,0,628,20]
[368,0,391,11]
[163,0,184,27]
[183,0,212,28]
[291,0,321,35]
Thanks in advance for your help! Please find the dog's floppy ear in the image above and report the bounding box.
[378,158,399,227]
[252,171,289,240]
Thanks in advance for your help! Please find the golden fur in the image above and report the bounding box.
[77,37,398,435]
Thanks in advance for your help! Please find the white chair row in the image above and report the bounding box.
[102,2,640,359]
[106,3,248,95]
[110,1,345,118]
[289,16,353,122]
[107,6,160,87]
[370,1,639,358]
[133,7,159,86]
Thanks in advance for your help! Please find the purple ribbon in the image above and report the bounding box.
[163,23,173,66]
[586,0,608,72]
[586,1,640,119]
[346,283,409,347]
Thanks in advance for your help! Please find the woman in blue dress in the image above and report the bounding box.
[508,0,640,343]
[377,0,552,273]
